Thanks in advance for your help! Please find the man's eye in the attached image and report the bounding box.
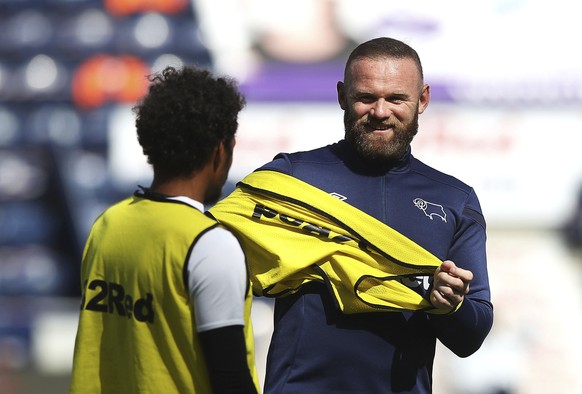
[358,96,376,104]
[389,95,408,104]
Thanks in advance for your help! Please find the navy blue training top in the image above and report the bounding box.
[259,140,493,394]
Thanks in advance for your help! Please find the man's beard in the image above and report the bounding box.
[203,186,223,207]
[344,109,419,166]
[204,150,233,206]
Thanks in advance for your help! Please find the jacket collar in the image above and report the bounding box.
[332,139,412,175]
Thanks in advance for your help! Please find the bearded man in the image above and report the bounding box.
[210,36,493,394]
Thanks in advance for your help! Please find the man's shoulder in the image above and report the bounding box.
[278,143,339,162]
[410,155,474,193]
[259,143,340,173]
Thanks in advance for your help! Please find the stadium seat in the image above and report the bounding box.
[25,104,83,147]
[0,9,54,60]
[0,105,24,146]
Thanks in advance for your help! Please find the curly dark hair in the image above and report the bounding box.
[133,65,246,179]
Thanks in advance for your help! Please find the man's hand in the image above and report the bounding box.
[430,260,473,311]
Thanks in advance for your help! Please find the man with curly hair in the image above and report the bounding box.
[70,66,259,394]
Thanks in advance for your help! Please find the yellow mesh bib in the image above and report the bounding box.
[210,170,458,315]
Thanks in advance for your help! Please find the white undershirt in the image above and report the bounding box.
[169,196,247,332]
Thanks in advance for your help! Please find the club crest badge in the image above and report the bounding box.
[413,198,447,223]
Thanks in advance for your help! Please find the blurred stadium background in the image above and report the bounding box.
[1,0,582,393]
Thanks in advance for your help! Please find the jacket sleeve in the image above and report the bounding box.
[428,189,494,357]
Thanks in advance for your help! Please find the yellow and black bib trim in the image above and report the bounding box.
[209,170,460,315]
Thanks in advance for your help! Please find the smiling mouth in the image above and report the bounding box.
[366,121,393,130]
[367,124,394,134]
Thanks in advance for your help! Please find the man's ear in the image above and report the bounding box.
[213,138,234,171]
[418,84,430,114]
[337,81,347,110]
[212,143,222,171]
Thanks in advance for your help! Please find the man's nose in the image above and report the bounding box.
[370,99,391,119]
